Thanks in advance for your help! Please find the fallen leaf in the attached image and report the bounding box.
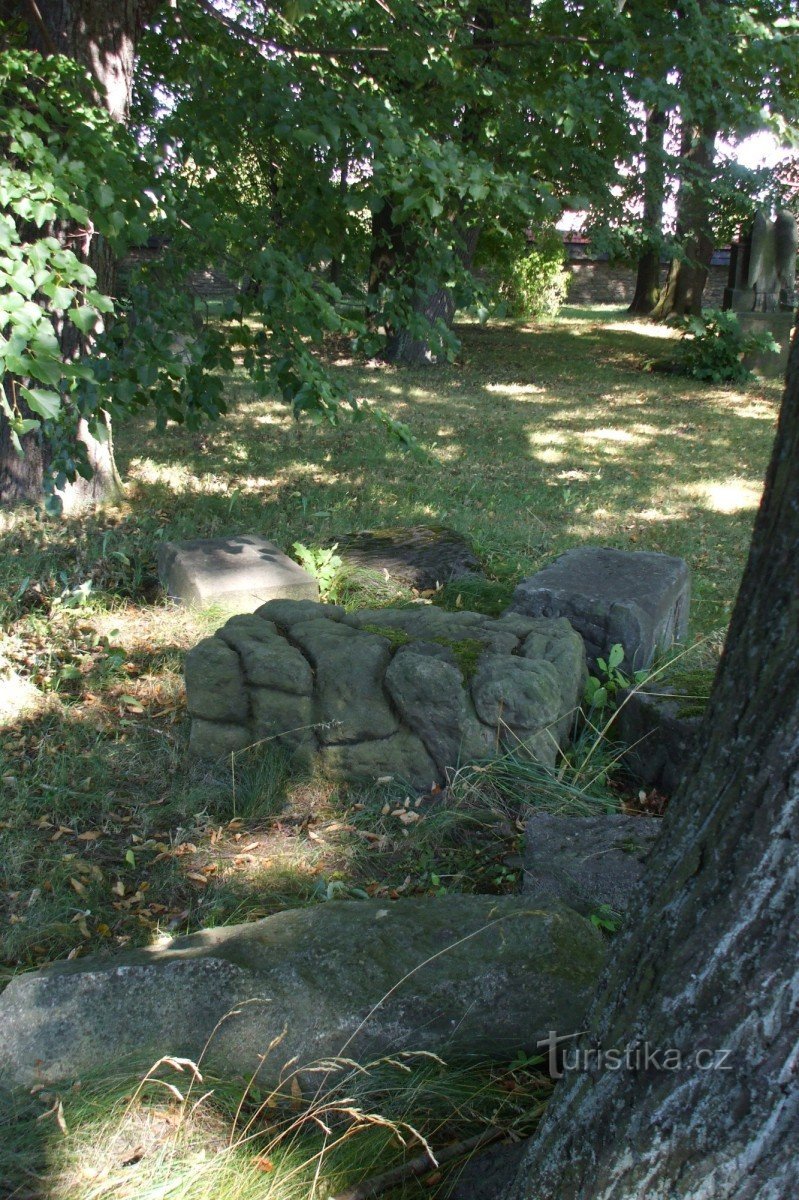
[76,831,101,842]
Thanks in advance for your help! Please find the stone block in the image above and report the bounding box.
[185,600,586,789]
[616,686,702,796]
[523,812,662,916]
[0,897,606,1091]
[158,535,319,613]
[507,546,690,672]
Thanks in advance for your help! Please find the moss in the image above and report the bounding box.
[665,665,715,718]
[361,624,412,651]
[435,637,485,681]
[436,577,516,618]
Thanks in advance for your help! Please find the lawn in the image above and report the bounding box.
[0,306,781,976]
[0,306,782,1196]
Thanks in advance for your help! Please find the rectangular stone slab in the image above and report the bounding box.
[507,546,690,671]
[158,535,319,612]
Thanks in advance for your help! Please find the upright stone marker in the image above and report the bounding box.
[507,546,690,672]
[158,535,319,613]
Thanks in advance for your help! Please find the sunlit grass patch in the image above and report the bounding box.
[0,1051,551,1200]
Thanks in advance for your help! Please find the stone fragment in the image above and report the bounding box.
[523,812,662,916]
[615,686,702,795]
[186,602,586,786]
[289,619,397,744]
[385,649,492,771]
[185,637,248,723]
[158,535,319,613]
[508,546,691,672]
[0,898,606,1091]
[332,525,482,591]
[471,655,563,765]
[217,615,313,694]
[318,730,438,791]
[188,718,252,759]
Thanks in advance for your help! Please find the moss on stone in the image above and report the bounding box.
[435,637,485,681]
[665,665,715,718]
[361,623,412,651]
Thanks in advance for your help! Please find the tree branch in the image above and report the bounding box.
[23,0,58,56]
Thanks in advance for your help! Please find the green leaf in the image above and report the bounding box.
[608,644,625,672]
[69,306,98,334]
[19,386,61,420]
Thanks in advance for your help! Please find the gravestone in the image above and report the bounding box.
[185,600,586,786]
[507,546,690,673]
[0,897,606,1091]
[157,535,318,613]
[330,525,482,591]
[523,812,662,916]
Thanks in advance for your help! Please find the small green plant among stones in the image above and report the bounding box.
[589,903,622,934]
[584,644,646,715]
[292,542,342,600]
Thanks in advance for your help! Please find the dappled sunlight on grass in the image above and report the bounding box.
[683,478,764,515]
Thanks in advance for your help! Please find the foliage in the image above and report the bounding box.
[0,52,144,481]
[584,643,647,717]
[292,542,342,601]
[495,230,571,320]
[669,310,779,384]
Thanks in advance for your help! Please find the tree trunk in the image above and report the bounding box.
[628,108,666,316]
[0,0,141,510]
[652,120,716,320]
[512,319,799,1197]
[368,204,479,367]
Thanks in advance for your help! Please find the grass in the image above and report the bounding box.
[0,307,780,1193]
[0,1051,552,1199]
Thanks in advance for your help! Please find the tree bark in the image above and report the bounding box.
[628,108,666,316]
[0,0,143,510]
[512,319,799,1197]
[652,120,716,320]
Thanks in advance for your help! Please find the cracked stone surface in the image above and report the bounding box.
[186,601,586,788]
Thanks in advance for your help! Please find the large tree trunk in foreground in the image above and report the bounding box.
[652,121,716,320]
[512,322,799,1197]
[628,108,666,316]
[0,0,140,510]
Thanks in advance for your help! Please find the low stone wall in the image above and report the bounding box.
[185,599,586,789]
[565,261,729,309]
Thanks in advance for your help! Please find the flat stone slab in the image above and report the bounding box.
[158,535,319,612]
[507,546,690,672]
[330,525,482,591]
[523,812,662,916]
[185,600,586,788]
[0,897,606,1092]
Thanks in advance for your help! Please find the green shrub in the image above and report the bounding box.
[667,309,779,384]
[495,229,571,320]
